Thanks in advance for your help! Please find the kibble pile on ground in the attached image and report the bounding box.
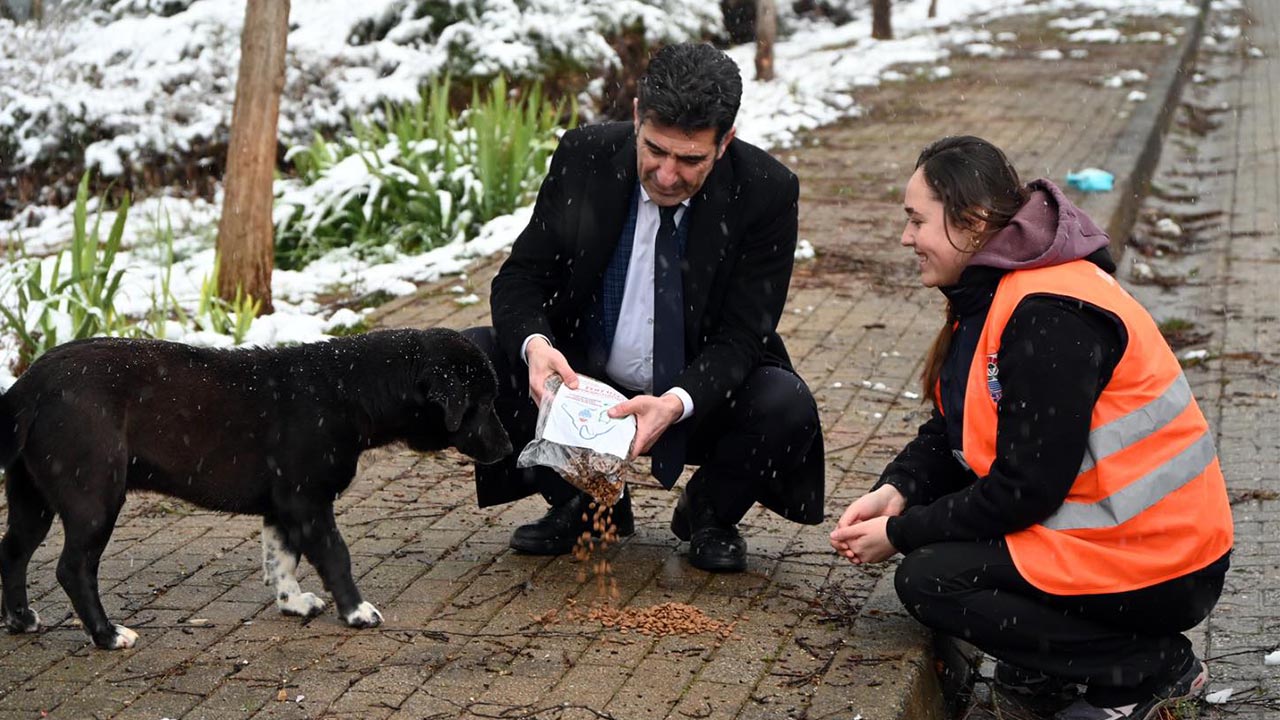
[579,601,737,639]
[540,494,737,639]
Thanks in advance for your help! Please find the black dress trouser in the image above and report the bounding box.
[463,326,820,525]
[894,539,1229,706]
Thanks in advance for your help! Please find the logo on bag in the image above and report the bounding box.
[986,353,1002,403]
[564,406,616,440]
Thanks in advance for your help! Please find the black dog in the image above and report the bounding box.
[0,328,511,649]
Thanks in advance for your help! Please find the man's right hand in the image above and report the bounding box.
[525,337,579,404]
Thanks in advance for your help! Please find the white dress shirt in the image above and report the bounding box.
[522,185,694,422]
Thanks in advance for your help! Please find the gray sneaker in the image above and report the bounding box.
[1053,658,1208,720]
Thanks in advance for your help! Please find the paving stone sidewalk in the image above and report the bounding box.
[1125,0,1280,716]
[4,4,1274,719]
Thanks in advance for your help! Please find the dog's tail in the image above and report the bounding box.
[0,390,18,468]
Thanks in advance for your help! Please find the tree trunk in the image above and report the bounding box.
[216,0,289,314]
[872,0,893,40]
[720,0,756,45]
[928,0,938,19]
[755,0,776,81]
[31,0,44,24]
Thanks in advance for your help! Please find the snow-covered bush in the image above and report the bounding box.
[0,0,721,218]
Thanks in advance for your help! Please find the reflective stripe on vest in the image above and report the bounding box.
[1045,429,1215,530]
[1077,372,1193,474]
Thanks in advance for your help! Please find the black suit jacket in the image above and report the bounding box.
[489,122,824,523]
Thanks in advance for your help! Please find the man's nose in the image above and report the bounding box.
[656,158,680,187]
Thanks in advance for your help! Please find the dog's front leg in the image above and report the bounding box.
[281,508,382,629]
[261,523,327,618]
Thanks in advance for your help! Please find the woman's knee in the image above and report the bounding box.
[894,547,941,614]
[893,543,1006,616]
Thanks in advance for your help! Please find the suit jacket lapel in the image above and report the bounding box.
[683,151,737,347]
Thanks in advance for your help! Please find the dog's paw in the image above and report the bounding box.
[278,592,326,618]
[107,625,138,650]
[343,602,383,629]
[2,607,40,634]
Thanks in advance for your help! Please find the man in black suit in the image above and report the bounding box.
[465,43,823,572]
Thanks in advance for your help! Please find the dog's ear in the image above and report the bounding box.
[422,378,466,433]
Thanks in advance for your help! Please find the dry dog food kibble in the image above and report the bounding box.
[544,500,736,639]
[573,500,621,601]
[586,602,737,639]
[540,599,737,640]
[564,452,625,506]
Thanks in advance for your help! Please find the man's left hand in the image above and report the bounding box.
[829,517,897,565]
[609,394,683,458]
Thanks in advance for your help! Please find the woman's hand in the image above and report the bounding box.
[835,485,907,529]
[830,517,897,565]
[608,394,683,458]
[831,485,906,561]
[525,337,578,405]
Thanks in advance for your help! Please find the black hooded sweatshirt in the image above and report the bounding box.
[876,180,1129,553]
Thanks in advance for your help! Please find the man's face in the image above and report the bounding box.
[634,102,734,207]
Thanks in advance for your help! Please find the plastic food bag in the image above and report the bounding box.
[516,375,636,506]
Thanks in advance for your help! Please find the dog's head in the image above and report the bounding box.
[406,329,512,464]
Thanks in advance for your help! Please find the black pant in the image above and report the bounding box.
[894,539,1228,706]
[463,327,820,525]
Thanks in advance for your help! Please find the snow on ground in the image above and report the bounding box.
[0,0,1203,387]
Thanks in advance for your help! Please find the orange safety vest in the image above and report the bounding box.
[951,260,1232,595]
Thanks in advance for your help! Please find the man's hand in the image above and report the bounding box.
[525,337,578,405]
[829,517,897,565]
[608,394,683,458]
[830,485,905,559]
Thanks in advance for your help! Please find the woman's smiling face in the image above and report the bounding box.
[901,167,974,288]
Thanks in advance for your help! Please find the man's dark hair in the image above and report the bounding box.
[637,43,742,144]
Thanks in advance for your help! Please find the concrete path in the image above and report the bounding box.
[1126,0,1280,716]
[3,3,1275,719]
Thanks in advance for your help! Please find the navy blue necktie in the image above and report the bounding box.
[651,204,686,487]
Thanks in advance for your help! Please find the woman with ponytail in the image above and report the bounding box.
[830,136,1231,720]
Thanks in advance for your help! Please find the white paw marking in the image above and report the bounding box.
[263,523,324,618]
[261,524,291,586]
[343,602,382,628]
[278,591,326,618]
[6,608,40,633]
[109,625,138,649]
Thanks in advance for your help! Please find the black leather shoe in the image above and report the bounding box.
[670,489,747,572]
[510,490,634,555]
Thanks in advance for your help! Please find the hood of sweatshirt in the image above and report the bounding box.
[968,178,1110,271]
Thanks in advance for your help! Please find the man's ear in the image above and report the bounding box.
[633,98,641,134]
[716,127,736,159]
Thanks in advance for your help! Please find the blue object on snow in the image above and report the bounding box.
[1065,168,1115,193]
